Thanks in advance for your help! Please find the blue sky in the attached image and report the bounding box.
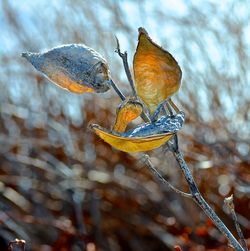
[0,0,249,136]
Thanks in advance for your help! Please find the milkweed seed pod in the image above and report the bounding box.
[90,111,185,153]
[133,28,182,115]
[113,97,143,133]
[89,27,184,152]
[22,44,111,93]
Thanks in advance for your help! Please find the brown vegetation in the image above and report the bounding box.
[0,1,249,250]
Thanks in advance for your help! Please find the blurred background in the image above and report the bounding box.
[0,0,249,250]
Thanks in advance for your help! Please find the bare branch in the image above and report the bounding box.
[115,36,137,97]
[169,139,245,251]
[152,98,178,120]
[142,154,192,198]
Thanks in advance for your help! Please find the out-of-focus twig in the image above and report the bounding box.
[224,195,248,251]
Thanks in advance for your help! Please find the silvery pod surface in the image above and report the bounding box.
[22,44,111,93]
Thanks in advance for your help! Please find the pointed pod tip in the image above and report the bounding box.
[138,27,148,35]
[88,123,98,131]
[21,52,41,69]
[21,52,35,61]
[138,27,151,42]
[21,52,29,58]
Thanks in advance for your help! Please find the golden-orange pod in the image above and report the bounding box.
[90,111,185,153]
[90,124,173,153]
[113,98,143,133]
[133,28,182,114]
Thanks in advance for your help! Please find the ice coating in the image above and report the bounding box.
[123,111,185,137]
[22,44,111,93]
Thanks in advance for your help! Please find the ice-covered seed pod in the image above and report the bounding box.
[90,111,185,153]
[22,44,111,93]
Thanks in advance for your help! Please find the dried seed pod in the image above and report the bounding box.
[113,97,143,133]
[90,111,185,152]
[133,28,182,114]
[22,44,111,93]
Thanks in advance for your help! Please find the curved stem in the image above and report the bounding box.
[114,36,151,123]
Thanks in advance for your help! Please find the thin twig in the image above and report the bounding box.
[152,98,178,120]
[110,79,126,100]
[115,36,137,97]
[169,98,180,113]
[152,100,168,120]
[168,140,245,251]
[165,102,174,116]
[224,195,248,251]
[142,154,192,198]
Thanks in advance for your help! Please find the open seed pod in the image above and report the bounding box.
[22,44,111,93]
[90,111,185,153]
[133,28,182,115]
[113,97,143,133]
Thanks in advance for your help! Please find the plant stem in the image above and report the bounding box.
[109,80,245,251]
[172,148,245,251]
[110,79,150,122]
[110,79,126,101]
[224,195,248,251]
[115,36,137,97]
[143,154,192,198]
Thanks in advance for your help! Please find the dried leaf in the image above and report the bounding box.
[22,44,111,93]
[133,28,182,114]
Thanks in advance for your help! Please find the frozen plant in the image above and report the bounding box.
[23,27,247,251]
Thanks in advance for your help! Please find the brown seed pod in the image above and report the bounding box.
[113,97,143,133]
[133,28,182,114]
[22,44,111,93]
